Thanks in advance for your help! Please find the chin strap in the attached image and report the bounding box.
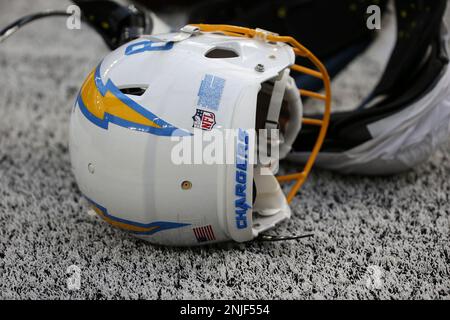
[256,233,314,242]
[0,10,70,43]
[265,69,290,131]
[0,0,153,49]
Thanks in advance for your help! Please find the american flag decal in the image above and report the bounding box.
[193,225,216,243]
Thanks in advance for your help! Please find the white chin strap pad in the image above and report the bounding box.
[264,69,303,160]
[281,75,303,159]
[251,167,291,233]
[265,69,290,129]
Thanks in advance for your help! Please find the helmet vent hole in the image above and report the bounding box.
[205,47,239,59]
[118,86,148,96]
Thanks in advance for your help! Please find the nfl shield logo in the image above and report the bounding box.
[192,109,216,131]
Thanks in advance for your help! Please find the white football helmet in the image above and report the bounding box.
[69,24,331,246]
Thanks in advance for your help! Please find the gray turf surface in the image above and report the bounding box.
[0,0,449,300]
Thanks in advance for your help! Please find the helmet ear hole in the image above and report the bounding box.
[252,179,257,205]
[255,82,273,130]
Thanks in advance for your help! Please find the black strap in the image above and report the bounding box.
[72,0,153,49]
[256,233,314,242]
[293,0,448,153]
